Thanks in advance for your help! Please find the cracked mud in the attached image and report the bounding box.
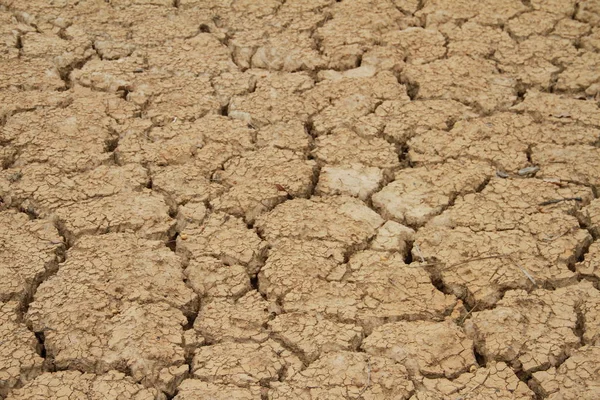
[1,0,599,399]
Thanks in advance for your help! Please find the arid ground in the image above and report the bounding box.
[1,0,600,399]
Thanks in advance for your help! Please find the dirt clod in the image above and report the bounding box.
[464,282,600,373]
[25,234,196,395]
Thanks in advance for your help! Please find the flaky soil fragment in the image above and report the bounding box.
[228,72,315,128]
[363,320,475,379]
[316,163,384,201]
[314,0,404,69]
[269,351,415,399]
[408,116,526,171]
[579,286,600,346]
[408,113,600,172]
[175,202,208,232]
[581,27,600,52]
[412,362,535,400]
[177,212,267,274]
[255,196,383,247]
[0,87,126,173]
[0,163,148,214]
[417,0,528,26]
[533,144,600,188]
[309,72,410,136]
[191,341,293,387]
[0,164,174,243]
[0,302,43,398]
[139,74,223,125]
[402,56,517,113]
[116,115,254,168]
[578,199,600,238]
[512,90,600,127]
[530,346,600,399]
[0,58,63,91]
[52,190,176,244]
[376,99,477,145]
[194,291,270,343]
[555,18,592,40]
[20,28,93,71]
[25,234,196,395]
[345,251,456,326]
[442,21,513,59]
[0,11,23,60]
[257,238,346,299]
[173,380,262,400]
[74,32,252,111]
[505,12,559,40]
[269,313,364,364]
[381,27,446,64]
[530,0,578,15]
[417,178,593,306]
[416,225,585,307]
[428,178,593,232]
[5,370,165,400]
[280,251,457,333]
[151,164,224,207]
[210,147,317,222]
[556,51,600,96]
[0,211,62,305]
[255,121,312,154]
[184,256,251,300]
[250,31,326,72]
[0,90,71,126]
[576,242,600,280]
[372,160,492,227]
[312,129,400,171]
[370,221,415,254]
[576,0,600,26]
[464,282,600,373]
[495,35,577,90]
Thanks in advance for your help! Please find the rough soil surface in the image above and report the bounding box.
[0,0,599,399]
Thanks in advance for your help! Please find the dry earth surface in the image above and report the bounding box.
[1,0,600,399]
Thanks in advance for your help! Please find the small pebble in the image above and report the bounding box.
[518,166,540,176]
[496,170,509,178]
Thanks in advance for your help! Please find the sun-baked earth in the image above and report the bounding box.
[1,0,599,399]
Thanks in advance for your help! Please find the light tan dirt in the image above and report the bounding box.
[464,282,600,373]
[25,234,196,395]
[0,211,62,306]
[402,56,518,113]
[190,340,301,387]
[413,362,535,399]
[173,380,262,400]
[6,370,164,400]
[0,302,43,398]
[416,178,593,307]
[576,242,600,281]
[177,212,267,274]
[362,320,476,378]
[530,346,600,400]
[194,290,270,343]
[269,352,415,399]
[578,198,600,239]
[269,313,364,364]
[1,0,600,398]
[372,159,492,226]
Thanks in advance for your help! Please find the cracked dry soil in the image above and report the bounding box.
[1,0,600,399]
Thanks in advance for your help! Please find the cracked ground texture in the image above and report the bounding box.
[0,0,599,399]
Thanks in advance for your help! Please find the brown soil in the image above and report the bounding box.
[1,0,599,399]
